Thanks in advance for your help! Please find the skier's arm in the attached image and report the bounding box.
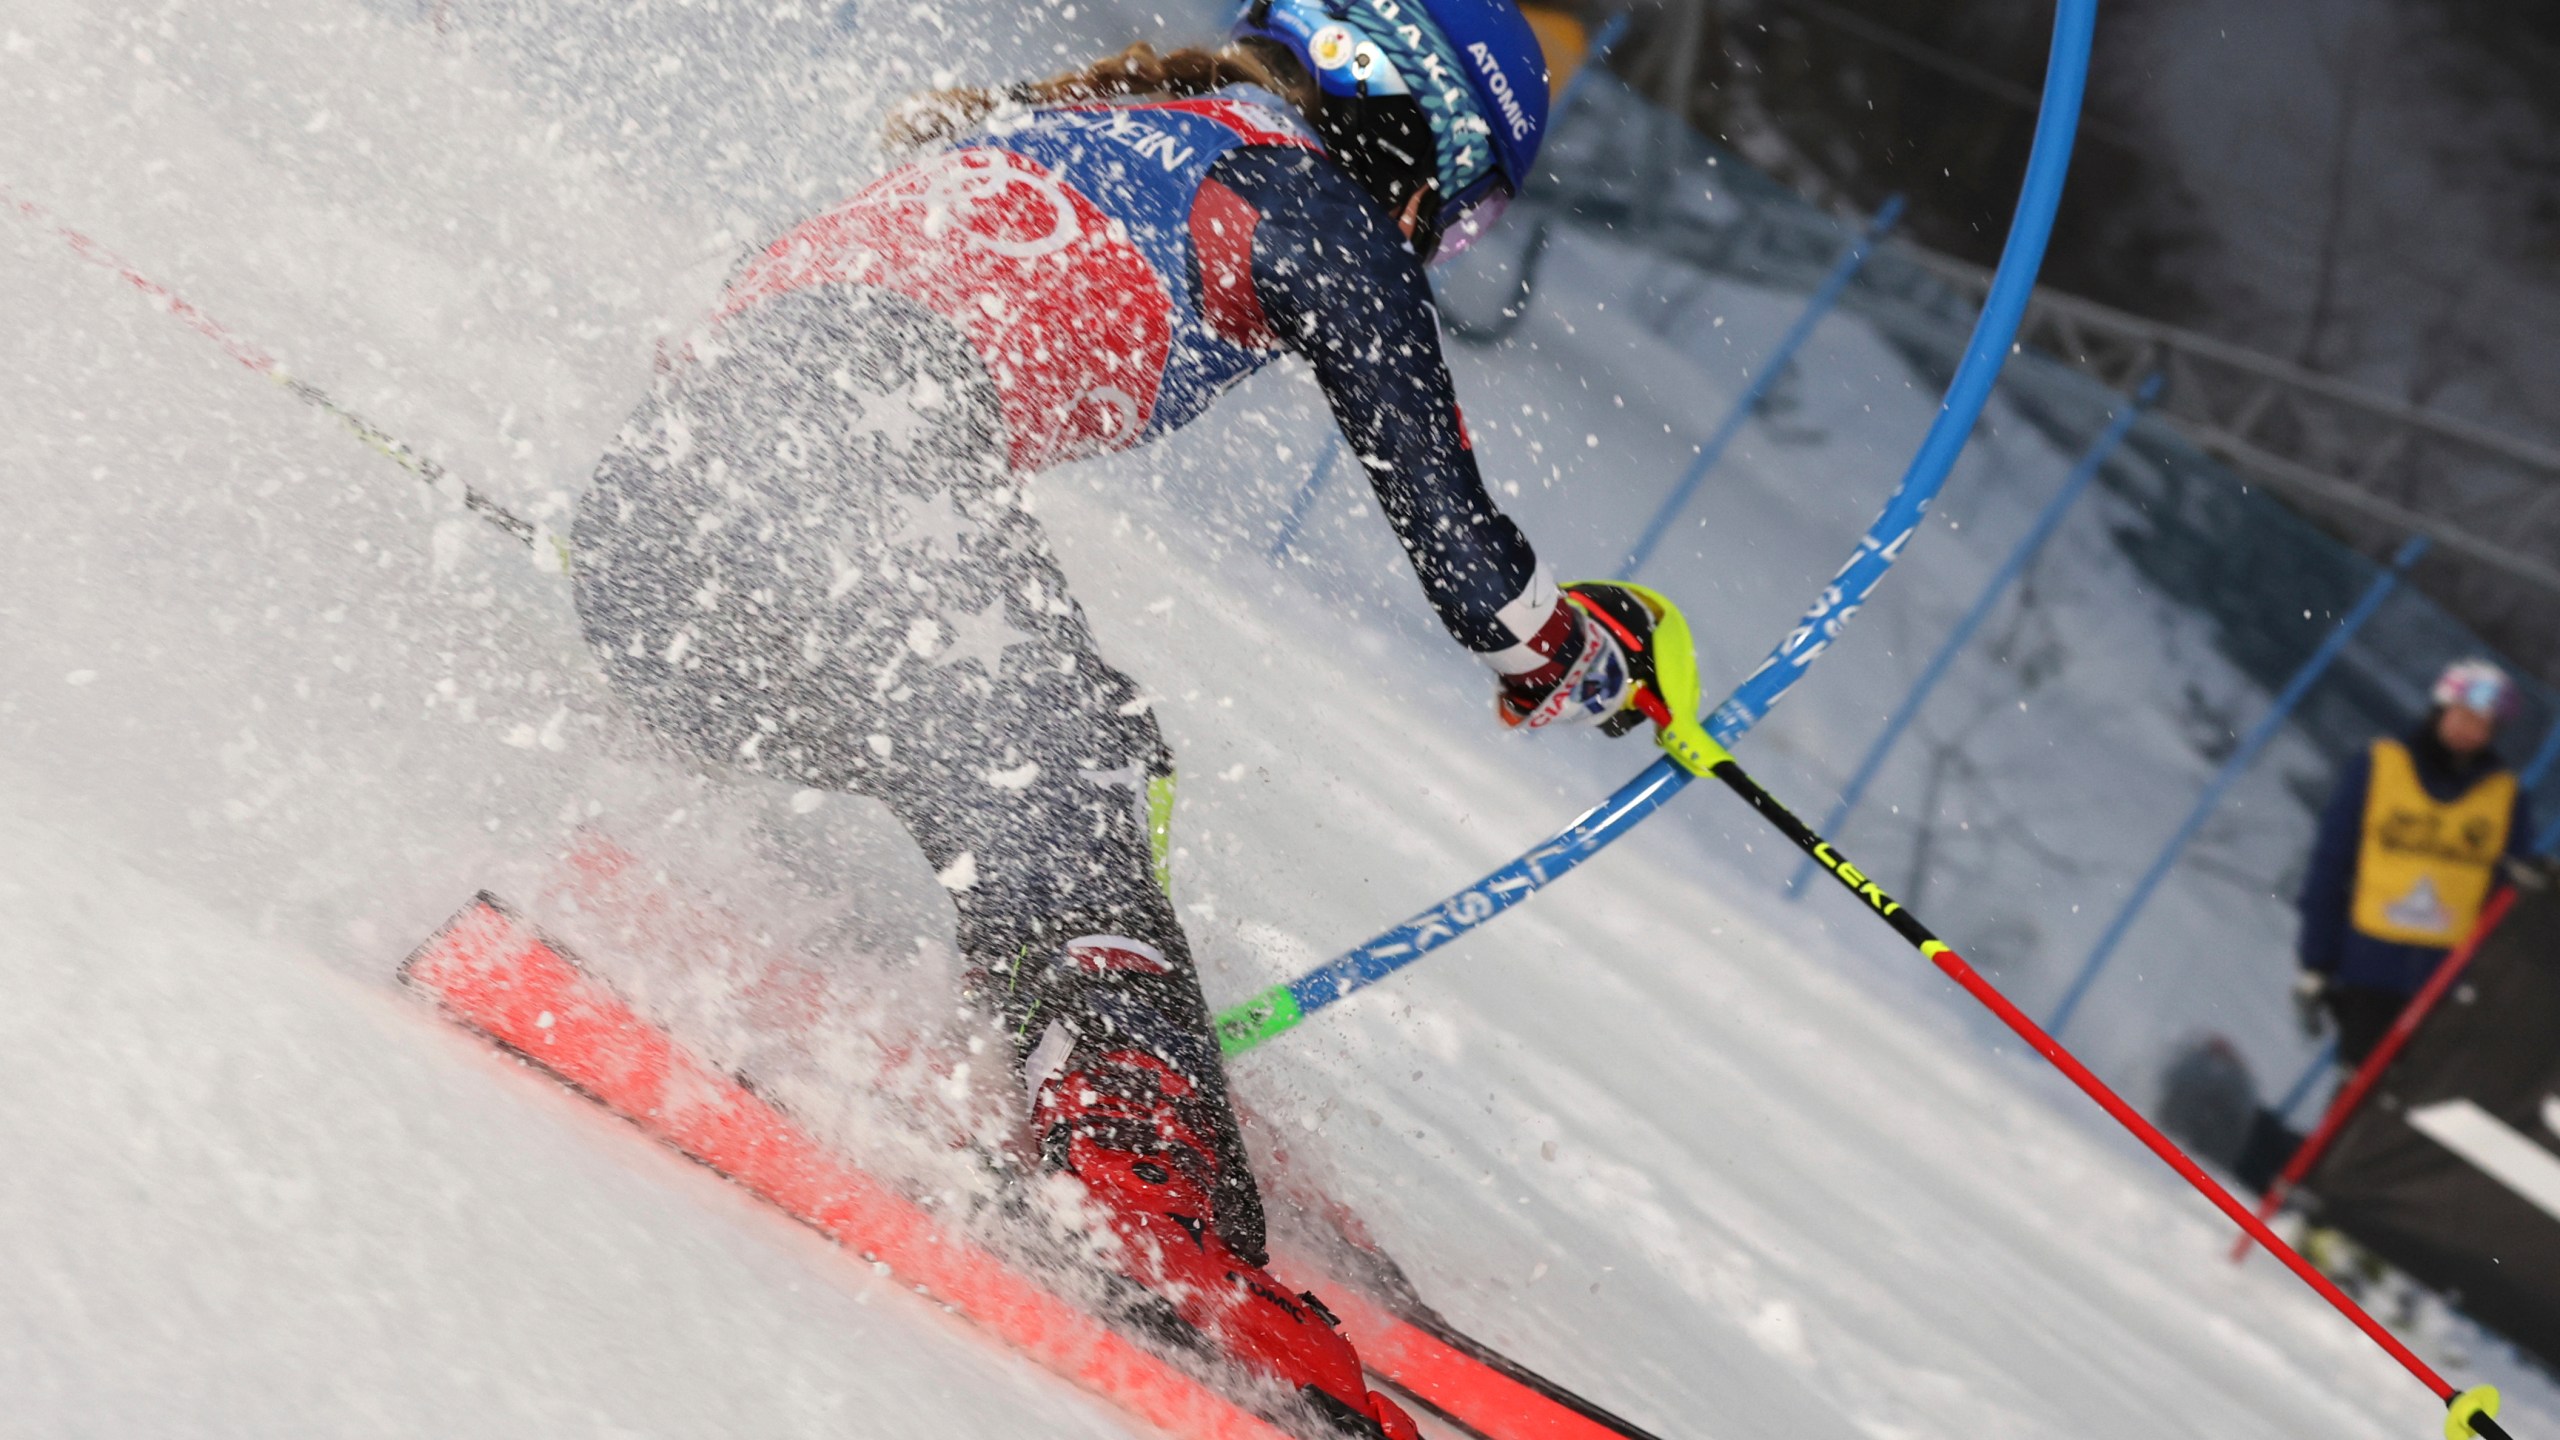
[1212,149,1568,673]
[2296,751,2372,976]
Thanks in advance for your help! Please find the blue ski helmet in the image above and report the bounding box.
[1232,0,1548,259]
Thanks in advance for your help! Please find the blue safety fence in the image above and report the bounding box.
[2048,534,2433,1038]
[1616,195,1905,580]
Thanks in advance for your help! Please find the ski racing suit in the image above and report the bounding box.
[570,88,1571,1263]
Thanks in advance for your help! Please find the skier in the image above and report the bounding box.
[569,0,1680,1428]
[2293,659,2540,1066]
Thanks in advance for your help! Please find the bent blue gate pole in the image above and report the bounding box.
[1787,372,2164,898]
[1215,0,2096,1053]
[2047,533,2435,1039]
[1615,194,1907,581]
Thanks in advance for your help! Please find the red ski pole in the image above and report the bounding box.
[1678,727,2514,1437]
[2233,886,2520,1264]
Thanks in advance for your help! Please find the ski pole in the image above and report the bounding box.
[2232,887,2519,1265]
[3,185,557,565]
[1674,706,2510,1436]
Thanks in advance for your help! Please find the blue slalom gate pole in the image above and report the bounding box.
[1786,372,2163,898]
[1615,194,1907,581]
[2272,1040,2339,1122]
[1216,0,2095,1053]
[2048,533,2435,1038]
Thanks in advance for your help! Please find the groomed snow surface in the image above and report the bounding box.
[3,1,2550,1436]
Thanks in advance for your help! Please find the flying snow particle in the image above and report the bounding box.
[936,851,978,892]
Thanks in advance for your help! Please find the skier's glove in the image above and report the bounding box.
[2292,969,2331,1040]
[1497,582,1662,736]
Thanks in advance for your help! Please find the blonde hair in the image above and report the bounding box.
[882,40,1312,150]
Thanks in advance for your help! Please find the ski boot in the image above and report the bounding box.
[1035,1048,1419,1440]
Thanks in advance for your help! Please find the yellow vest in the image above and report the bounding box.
[2349,737,2514,947]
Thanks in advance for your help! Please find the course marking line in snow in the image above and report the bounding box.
[1785,371,2162,897]
[2047,531,2433,1038]
[1613,192,1905,582]
[2235,886,2520,1265]
[0,184,560,565]
[1217,0,2097,1054]
[1702,749,2508,1433]
[402,894,1296,1440]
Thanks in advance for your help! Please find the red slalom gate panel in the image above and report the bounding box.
[403,895,1291,1440]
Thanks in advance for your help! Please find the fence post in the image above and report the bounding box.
[2048,533,2434,1038]
[1615,194,1907,580]
[2520,712,2560,790]
[1440,11,1634,345]
[1787,373,2163,898]
[2525,716,2560,856]
[2269,1038,2337,1123]
[1266,435,1344,562]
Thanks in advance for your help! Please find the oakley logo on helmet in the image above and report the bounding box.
[1466,41,1533,141]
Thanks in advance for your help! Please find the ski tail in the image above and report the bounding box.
[401,894,1296,1440]
[1309,1283,1666,1440]
[1263,1180,1666,1440]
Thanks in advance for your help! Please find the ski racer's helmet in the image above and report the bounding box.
[2432,657,2520,721]
[1232,0,1548,260]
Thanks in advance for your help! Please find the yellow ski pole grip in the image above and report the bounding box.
[1592,581,1731,777]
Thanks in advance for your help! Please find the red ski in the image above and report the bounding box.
[403,886,1664,1440]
